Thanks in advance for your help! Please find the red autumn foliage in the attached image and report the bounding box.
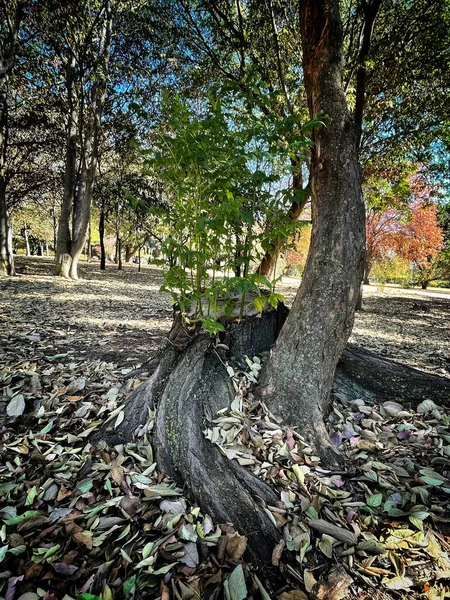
[364,174,444,286]
[391,200,444,268]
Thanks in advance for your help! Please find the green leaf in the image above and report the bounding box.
[76,479,94,494]
[26,486,39,506]
[367,493,383,507]
[116,524,131,541]
[123,575,136,599]
[253,296,266,312]
[7,394,25,417]
[292,464,305,485]
[421,476,443,486]
[224,564,247,600]
[318,534,334,558]
[305,506,319,520]
[142,541,154,559]
[40,421,53,434]
[4,510,41,525]
[409,515,424,531]
[152,563,177,575]
[0,545,8,563]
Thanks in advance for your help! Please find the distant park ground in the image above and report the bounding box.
[2,255,449,381]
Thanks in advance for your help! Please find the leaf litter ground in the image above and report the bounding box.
[1,258,450,600]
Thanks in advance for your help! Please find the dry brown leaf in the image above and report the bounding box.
[73,530,93,549]
[272,538,285,566]
[226,533,247,562]
[278,591,308,600]
[314,566,354,600]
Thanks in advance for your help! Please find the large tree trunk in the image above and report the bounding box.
[55,56,77,278]
[363,247,372,285]
[258,0,365,463]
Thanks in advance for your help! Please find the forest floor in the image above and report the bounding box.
[1,256,450,600]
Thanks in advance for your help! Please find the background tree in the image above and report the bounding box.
[0,0,24,275]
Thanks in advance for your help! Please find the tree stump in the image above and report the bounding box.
[94,297,288,564]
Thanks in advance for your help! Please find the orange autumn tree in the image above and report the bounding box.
[392,199,444,288]
[365,172,444,288]
[365,208,403,283]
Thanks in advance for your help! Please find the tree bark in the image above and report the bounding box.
[52,204,57,255]
[258,0,365,463]
[93,298,450,563]
[69,122,94,279]
[99,204,106,270]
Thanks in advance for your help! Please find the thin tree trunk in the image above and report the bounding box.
[257,170,309,277]
[259,0,366,464]
[69,108,95,279]
[55,56,77,278]
[99,204,106,270]
[114,231,119,263]
[0,0,22,276]
[0,178,14,276]
[363,248,371,285]
[87,221,91,262]
[117,237,123,270]
[45,240,49,257]
[52,205,57,255]
[23,222,30,256]
[138,245,141,272]
[67,1,112,280]
[0,89,14,276]
[353,0,382,309]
